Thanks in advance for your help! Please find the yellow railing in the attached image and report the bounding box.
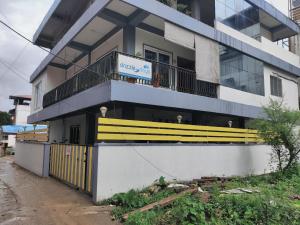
[16,128,48,142]
[97,118,262,143]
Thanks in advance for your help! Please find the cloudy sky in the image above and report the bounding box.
[0,0,290,112]
[0,0,54,112]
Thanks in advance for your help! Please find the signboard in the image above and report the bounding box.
[118,54,152,80]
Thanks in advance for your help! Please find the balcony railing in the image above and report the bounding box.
[43,51,218,108]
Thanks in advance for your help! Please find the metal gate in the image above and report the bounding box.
[49,144,93,194]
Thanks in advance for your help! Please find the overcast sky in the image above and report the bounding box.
[0,0,54,112]
[0,0,290,112]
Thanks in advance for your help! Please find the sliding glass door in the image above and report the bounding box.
[144,46,173,89]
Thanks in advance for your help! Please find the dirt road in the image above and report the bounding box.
[0,156,121,225]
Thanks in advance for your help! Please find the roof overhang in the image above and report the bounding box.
[247,0,300,40]
[33,0,93,48]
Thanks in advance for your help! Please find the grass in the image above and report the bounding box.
[101,168,300,225]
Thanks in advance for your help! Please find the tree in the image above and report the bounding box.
[252,99,300,172]
[0,111,12,126]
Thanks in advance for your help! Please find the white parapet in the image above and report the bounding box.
[93,144,273,202]
[15,142,49,177]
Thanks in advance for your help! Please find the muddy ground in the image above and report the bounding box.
[0,156,121,225]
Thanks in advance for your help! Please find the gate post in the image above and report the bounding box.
[42,143,51,177]
[92,143,99,203]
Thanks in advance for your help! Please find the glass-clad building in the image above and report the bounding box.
[215,0,261,39]
[220,45,265,96]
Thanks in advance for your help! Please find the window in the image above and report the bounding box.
[215,0,261,39]
[144,45,173,88]
[69,125,80,144]
[270,75,282,97]
[220,45,265,95]
[34,81,42,109]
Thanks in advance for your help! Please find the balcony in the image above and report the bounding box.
[43,51,218,108]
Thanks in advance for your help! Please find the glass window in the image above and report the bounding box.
[220,45,264,96]
[215,0,261,39]
[270,75,282,97]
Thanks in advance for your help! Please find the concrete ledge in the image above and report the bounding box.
[93,144,272,201]
[28,80,265,123]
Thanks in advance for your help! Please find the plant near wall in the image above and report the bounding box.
[177,3,192,16]
[252,99,300,172]
[157,0,173,7]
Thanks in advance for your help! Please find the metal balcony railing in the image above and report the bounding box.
[43,51,218,108]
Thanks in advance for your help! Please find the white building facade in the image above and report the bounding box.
[27,0,300,145]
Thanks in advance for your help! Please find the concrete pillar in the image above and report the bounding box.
[123,25,136,55]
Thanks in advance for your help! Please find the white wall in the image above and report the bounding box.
[15,105,30,125]
[261,37,299,67]
[15,142,47,177]
[31,66,67,114]
[94,144,273,201]
[67,55,89,79]
[91,30,123,64]
[49,119,64,143]
[49,114,86,145]
[266,0,288,15]
[31,70,47,114]
[47,66,66,92]
[7,135,16,148]
[136,28,195,65]
[219,65,299,110]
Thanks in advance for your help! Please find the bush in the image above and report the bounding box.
[252,100,300,172]
[210,193,300,225]
[126,211,158,225]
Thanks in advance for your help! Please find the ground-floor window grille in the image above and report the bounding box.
[69,125,80,144]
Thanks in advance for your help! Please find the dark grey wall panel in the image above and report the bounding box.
[110,81,265,119]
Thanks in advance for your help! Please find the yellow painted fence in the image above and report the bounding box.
[49,144,93,194]
[97,118,262,143]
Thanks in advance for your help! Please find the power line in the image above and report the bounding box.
[0,20,98,76]
[0,59,29,83]
[0,42,29,82]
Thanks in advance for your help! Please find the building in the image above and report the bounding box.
[9,95,31,125]
[0,95,47,154]
[0,95,31,150]
[28,0,300,146]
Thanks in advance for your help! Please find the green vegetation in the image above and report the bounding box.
[157,0,191,16]
[103,169,300,225]
[100,177,176,220]
[252,99,300,172]
[0,111,12,126]
[102,100,300,225]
